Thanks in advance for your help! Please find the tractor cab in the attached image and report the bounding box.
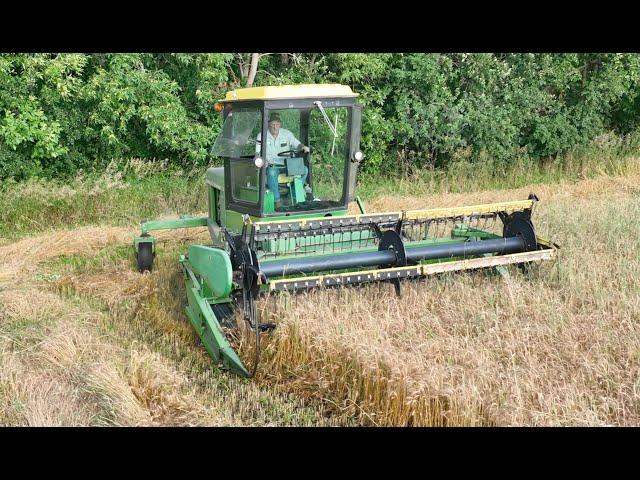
[209,84,363,221]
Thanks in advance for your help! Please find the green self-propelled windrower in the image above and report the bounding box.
[133,84,558,377]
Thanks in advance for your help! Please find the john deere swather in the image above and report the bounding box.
[133,84,557,377]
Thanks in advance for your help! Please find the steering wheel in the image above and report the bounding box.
[277,149,301,158]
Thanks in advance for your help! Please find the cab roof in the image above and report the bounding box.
[221,84,358,102]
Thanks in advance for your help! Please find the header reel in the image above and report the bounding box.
[177,195,556,377]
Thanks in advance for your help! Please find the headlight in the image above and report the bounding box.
[254,157,265,168]
[353,151,364,162]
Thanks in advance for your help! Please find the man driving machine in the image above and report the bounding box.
[257,112,310,206]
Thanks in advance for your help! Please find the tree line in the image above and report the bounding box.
[1,53,639,180]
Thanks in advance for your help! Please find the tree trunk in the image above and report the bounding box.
[246,53,260,87]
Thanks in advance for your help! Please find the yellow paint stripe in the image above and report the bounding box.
[535,236,556,249]
[404,200,534,220]
[419,249,554,276]
[254,212,403,230]
[267,248,555,291]
[268,264,421,291]
[255,199,535,231]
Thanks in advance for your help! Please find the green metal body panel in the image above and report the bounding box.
[264,189,275,213]
[134,235,156,252]
[238,185,260,203]
[181,255,249,377]
[291,177,305,204]
[221,208,349,234]
[206,167,225,190]
[141,216,208,234]
[187,245,233,300]
[257,229,376,259]
[451,225,501,240]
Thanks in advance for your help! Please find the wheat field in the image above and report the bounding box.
[1,173,638,426]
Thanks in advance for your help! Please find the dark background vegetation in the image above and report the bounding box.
[1,53,640,181]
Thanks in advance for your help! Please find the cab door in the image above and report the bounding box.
[210,102,265,217]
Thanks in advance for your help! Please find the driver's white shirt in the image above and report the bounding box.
[256,129,301,166]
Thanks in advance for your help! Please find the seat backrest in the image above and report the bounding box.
[285,157,306,176]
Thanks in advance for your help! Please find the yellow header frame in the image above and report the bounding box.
[254,199,535,230]
[267,246,556,292]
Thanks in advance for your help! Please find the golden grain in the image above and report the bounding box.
[1,173,638,426]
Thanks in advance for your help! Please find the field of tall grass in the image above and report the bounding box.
[0,154,639,426]
[254,174,640,425]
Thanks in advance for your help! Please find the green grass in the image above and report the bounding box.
[357,149,640,199]
[0,171,207,241]
[2,149,638,242]
[43,244,134,275]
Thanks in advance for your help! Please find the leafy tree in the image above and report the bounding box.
[1,52,639,181]
[0,53,87,178]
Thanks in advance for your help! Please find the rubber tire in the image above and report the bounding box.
[137,242,154,273]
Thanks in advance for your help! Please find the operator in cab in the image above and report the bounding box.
[257,112,311,207]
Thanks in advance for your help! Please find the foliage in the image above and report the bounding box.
[1,53,640,180]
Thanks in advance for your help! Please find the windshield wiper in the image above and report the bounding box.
[313,101,337,138]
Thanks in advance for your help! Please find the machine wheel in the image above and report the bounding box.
[136,242,154,273]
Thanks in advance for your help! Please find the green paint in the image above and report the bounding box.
[205,167,224,190]
[264,189,275,213]
[182,257,250,377]
[141,215,208,234]
[223,208,349,233]
[451,224,501,240]
[186,245,232,300]
[133,235,155,252]
[238,185,260,203]
[292,178,306,204]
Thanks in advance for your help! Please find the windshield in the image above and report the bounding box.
[307,105,348,205]
[210,103,351,215]
[211,106,263,207]
[211,107,262,158]
[267,105,349,214]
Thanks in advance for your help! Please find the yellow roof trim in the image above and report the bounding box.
[222,84,358,102]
